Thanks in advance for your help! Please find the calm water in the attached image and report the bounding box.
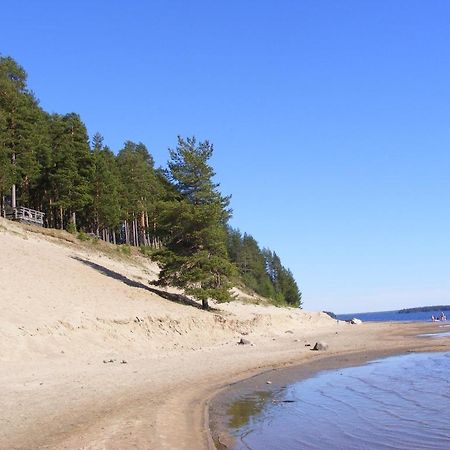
[228,352,450,450]
[336,309,450,322]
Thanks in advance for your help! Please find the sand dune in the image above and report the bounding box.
[0,217,447,449]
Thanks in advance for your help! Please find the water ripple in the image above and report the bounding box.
[230,352,450,450]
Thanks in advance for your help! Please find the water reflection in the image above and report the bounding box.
[227,390,273,429]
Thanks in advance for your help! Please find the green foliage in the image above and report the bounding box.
[139,245,155,257]
[0,55,304,310]
[0,56,49,205]
[116,141,158,214]
[117,244,131,256]
[89,133,122,231]
[167,136,231,215]
[154,137,236,309]
[227,228,302,307]
[115,140,165,245]
[66,221,77,234]
[48,113,93,215]
[77,231,90,241]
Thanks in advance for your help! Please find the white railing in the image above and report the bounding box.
[6,206,45,226]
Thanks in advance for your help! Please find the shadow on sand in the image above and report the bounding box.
[71,256,205,310]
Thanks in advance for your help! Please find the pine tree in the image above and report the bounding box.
[0,54,304,309]
[0,56,46,210]
[0,107,13,211]
[279,267,302,307]
[238,234,275,299]
[89,132,122,237]
[116,141,159,245]
[227,228,303,307]
[264,249,302,307]
[47,113,93,229]
[154,136,236,309]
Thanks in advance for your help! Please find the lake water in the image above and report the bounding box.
[336,309,450,322]
[227,352,450,449]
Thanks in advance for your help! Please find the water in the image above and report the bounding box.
[419,331,450,338]
[227,352,450,450]
[336,309,450,322]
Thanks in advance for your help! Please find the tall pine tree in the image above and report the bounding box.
[47,113,93,229]
[154,136,235,309]
[0,56,47,211]
[89,132,122,236]
[116,141,159,245]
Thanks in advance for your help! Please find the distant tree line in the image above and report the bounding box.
[0,55,302,308]
[227,229,301,306]
[399,305,450,314]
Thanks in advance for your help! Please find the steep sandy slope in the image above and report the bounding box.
[0,216,333,363]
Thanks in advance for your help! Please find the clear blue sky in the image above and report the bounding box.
[3,1,450,313]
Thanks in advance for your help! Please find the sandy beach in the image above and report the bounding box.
[1,217,449,450]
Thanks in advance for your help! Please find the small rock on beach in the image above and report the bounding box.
[350,318,362,325]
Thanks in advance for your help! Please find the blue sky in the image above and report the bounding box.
[2,1,450,313]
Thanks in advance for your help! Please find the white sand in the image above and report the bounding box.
[0,217,447,449]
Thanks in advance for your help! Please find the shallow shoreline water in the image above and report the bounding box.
[209,349,410,449]
[227,352,450,449]
[209,327,450,450]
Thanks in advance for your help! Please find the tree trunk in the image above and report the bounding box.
[153,219,157,248]
[145,212,150,246]
[72,211,77,231]
[11,184,16,208]
[124,220,130,245]
[133,218,138,246]
[140,211,146,246]
[11,152,16,208]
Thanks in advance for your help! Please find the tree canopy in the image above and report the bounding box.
[154,137,236,309]
[0,55,302,309]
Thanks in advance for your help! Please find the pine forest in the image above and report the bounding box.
[0,55,302,309]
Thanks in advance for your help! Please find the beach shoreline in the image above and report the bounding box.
[207,322,450,450]
[2,219,450,449]
[2,320,449,449]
